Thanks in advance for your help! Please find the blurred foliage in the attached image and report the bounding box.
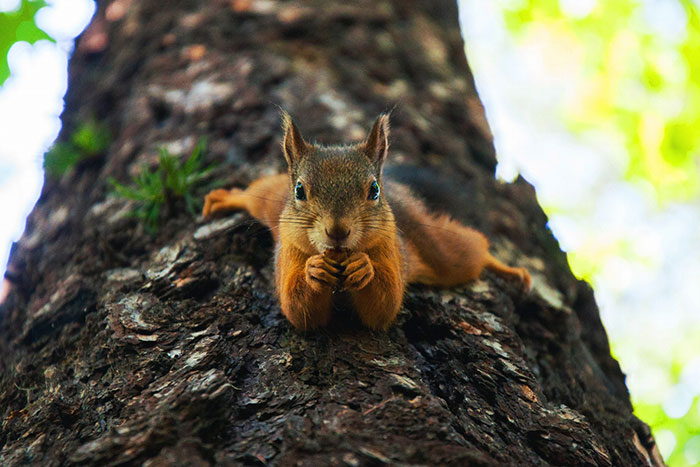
[503,0,700,204]
[616,323,700,466]
[501,1,700,465]
[0,0,53,85]
[44,119,111,177]
[109,139,214,233]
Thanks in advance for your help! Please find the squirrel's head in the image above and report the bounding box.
[279,112,394,254]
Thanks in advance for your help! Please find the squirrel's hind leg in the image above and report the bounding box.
[202,188,248,217]
[484,252,532,291]
[404,216,531,291]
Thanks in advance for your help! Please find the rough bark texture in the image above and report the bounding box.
[0,0,662,465]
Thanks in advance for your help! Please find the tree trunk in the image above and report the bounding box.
[0,0,663,465]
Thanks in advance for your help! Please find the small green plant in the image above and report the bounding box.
[44,119,111,177]
[70,119,112,156]
[43,143,81,177]
[109,138,214,233]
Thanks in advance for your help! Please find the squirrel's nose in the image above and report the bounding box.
[325,225,350,241]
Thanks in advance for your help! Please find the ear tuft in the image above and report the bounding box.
[363,113,390,168]
[281,111,308,166]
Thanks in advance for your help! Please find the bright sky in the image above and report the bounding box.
[0,0,94,274]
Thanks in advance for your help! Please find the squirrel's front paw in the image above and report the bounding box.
[305,255,343,292]
[341,253,375,291]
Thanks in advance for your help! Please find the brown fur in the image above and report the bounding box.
[202,113,531,330]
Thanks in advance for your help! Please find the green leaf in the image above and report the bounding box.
[0,0,53,85]
[662,120,699,167]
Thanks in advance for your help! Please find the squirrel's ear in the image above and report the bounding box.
[363,113,390,169]
[281,111,308,167]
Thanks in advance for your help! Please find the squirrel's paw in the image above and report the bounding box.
[305,254,343,292]
[341,253,375,291]
[202,188,244,218]
[516,267,532,292]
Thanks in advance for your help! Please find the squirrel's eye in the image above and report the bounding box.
[368,180,380,201]
[295,181,307,201]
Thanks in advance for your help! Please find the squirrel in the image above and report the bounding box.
[202,113,531,331]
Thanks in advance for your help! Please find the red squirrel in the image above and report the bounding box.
[202,113,531,330]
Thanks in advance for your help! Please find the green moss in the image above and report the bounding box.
[44,119,111,177]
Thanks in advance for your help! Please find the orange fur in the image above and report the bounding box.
[201,114,530,331]
[346,245,404,330]
[388,182,532,290]
[202,174,288,240]
[203,176,530,330]
[275,245,334,330]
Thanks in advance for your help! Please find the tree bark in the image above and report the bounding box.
[0,0,663,465]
